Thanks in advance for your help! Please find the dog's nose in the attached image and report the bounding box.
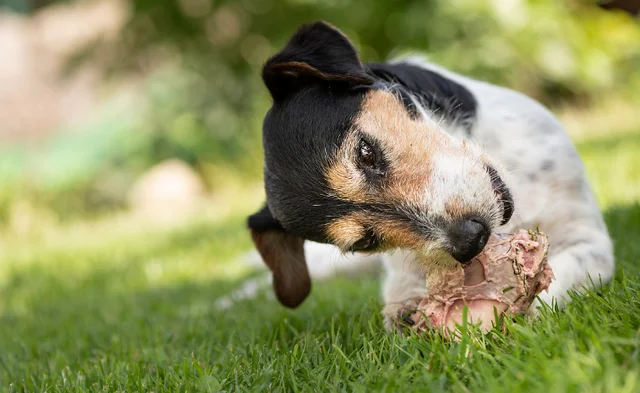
[448,218,490,263]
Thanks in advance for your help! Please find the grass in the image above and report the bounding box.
[1,131,640,393]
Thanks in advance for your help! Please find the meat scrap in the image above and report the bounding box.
[411,229,555,336]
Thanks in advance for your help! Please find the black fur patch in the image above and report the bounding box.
[262,84,368,243]
[247,204,284,233]
[262,22,374,101]
[365,62,477,134]
[258,22,381,242]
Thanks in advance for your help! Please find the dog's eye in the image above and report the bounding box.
[358,139,377,168]
[356,138,387,179]
[350,231,379,252]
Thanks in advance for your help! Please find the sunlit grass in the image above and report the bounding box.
[0,130,639,392]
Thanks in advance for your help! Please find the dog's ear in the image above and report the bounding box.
[262,21,375,101]
[247,204,311,308]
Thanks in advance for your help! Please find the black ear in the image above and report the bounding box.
[262,21,375,101]
[247,204,311,308]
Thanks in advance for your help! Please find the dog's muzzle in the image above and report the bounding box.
[446,166,514,264]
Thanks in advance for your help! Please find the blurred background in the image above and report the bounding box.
[2,3,640,388]
[0,0,639,243]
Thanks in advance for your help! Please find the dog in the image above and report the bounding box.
[245,21,614,332]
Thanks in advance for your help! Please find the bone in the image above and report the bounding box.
[411,229,554,338]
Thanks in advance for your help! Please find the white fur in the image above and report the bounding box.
[380,56,614,329]
[222,56,614,331]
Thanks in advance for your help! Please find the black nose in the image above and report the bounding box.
[448,218,490,263]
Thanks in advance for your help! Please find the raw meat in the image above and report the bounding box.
[411,229,554,337]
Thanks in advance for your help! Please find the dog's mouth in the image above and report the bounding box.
[485,165,514,226]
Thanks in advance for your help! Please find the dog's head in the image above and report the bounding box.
[248,21,514,308]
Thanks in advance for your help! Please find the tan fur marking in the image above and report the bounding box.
[325,215,366,250]
[358,91,461,204]
[375,220,424,250]
[325,90,487,255]
[444,195,469,219]
[326,213,425,252]
[326,90,462,206]
[325,137,373,204]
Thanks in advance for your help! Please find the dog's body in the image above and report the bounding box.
[246,22,614,331]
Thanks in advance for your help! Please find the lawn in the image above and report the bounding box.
[1,131,640,393]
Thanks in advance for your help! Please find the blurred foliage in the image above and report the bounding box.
[1,0,639,223]
[107,0,640,103]
[84,0,640,182]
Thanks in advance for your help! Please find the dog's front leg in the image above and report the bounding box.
[381,250,428,332]
[531,226,614,313]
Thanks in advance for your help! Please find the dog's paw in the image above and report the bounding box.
[382,297,424,334]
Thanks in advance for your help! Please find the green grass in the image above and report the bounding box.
[1,132,640,393]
